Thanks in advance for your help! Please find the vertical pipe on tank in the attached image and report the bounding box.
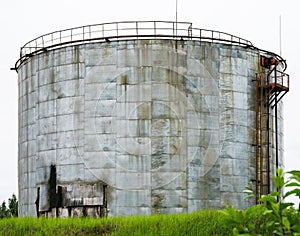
[266,91,270,194]
[275,70,279,171]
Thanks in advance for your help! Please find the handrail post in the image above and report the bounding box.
[35,40,37,55]
[173,22,175,38]
[116,22,119,38]
[188,24,192,38]
[275,66,277,85]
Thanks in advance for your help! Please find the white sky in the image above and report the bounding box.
[0,0,299,203]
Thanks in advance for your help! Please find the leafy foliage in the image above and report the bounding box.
[0,193,18,218]
[221,169,300,235]
[8,193,18,217]
[0,201,9,219]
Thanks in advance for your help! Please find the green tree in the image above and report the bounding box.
[0,201,9,219]
[8,193,18,217]
[0,193,18,219]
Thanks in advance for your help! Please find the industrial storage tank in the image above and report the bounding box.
[14,21,289,217]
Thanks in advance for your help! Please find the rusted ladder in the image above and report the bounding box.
[255,56,289,203]
[255,72,271,203]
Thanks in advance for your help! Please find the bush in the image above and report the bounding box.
[221,169,300,236]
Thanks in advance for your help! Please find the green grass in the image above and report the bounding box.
[0,210,232,236]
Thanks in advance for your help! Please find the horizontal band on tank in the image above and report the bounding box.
[12,21,287,71]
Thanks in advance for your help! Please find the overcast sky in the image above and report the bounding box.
[0,0,299,203]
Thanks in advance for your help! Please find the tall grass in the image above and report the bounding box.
[0,210,232,236]
[110,210,231,236]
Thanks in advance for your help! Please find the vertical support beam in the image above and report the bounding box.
[275,95,279,171]
[266,91,271,195]
[274,67,279,172]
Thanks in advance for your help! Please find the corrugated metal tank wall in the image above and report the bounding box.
[18,39,283,217]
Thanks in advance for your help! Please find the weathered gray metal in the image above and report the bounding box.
[16,21,286,217]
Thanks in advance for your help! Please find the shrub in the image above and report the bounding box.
[221,169,300,235]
